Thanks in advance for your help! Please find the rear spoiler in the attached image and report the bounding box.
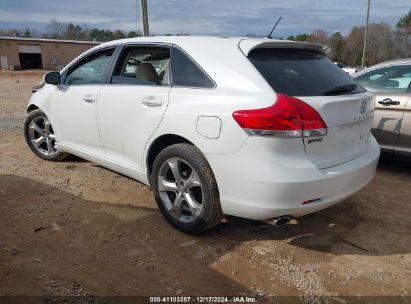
[238,39,328,56]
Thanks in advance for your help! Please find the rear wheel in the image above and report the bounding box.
[151,144,223,233]
[24,109,68,161]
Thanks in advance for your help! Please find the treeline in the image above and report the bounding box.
[286,10,410,66]
[0,19,143,42]
[1,10,410,67]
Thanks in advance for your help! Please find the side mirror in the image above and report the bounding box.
[44,71,61,85]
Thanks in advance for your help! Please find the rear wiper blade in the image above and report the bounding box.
[323,84,357,96]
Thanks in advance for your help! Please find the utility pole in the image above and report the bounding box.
[361,0,371,69]
[141,0,149,37]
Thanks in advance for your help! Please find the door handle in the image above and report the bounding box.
[378,98,400,106]
[142,98,162,107]
[82,97,96,103]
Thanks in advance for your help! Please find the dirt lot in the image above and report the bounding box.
[0,70,410,303]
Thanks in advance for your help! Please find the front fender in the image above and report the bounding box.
[27,84,56,119]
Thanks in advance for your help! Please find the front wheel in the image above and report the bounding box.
[151,144,223,233]
[24,109,68,161]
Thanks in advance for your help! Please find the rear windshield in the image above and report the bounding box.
[248,48,365,96]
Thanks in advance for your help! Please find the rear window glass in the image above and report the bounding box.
[248,48,365,96]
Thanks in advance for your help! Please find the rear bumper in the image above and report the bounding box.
[205,135,380,220]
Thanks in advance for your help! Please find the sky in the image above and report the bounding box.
[0,0,409,38]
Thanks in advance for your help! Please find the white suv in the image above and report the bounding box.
[24,36,380,233]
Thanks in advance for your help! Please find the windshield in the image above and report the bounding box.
[248,48,366,97]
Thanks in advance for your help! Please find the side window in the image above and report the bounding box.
[111,46,170,86]
[171,46,214,88]
[356,65,411,93]
[65,49,114,85]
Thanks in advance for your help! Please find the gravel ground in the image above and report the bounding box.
[0,70,410,303]
[0,115,24,132]
[0,70,36,133]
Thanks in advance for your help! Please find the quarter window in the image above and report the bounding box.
[65,49,114,85]
[355,65,411,93]
[171,47,214,88]
[111,46,171,86]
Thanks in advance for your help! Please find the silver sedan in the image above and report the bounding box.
[353,59,411,156]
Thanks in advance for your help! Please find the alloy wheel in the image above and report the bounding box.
[157,157,204,223]
[28,116,58,156]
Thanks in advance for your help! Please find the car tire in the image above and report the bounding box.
[151,143,223,233]
[24,109,68,162]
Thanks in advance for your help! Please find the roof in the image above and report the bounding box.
[0,36,100,45]
[98,35,326,55]
[353,58,411,77]
[368,58,411,68]
[99,35,243,48]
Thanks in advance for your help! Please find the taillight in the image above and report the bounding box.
[232,94,327,138]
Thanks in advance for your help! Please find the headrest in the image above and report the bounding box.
[136,63,159,84]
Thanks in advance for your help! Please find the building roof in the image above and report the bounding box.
[0,36,100,45]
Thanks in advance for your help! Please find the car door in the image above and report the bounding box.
[373,93,408,152]
[395,94,411,156]
[355,65,411,153]
[96,44,171,180]
[51,47,116,158]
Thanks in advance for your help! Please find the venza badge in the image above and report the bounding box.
[360,100,367,114]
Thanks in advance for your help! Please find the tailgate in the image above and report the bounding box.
[301,93,375,169]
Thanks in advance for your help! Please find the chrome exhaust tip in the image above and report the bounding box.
[269,215,292,227]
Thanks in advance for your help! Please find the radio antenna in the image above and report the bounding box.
[267,17,282,39]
